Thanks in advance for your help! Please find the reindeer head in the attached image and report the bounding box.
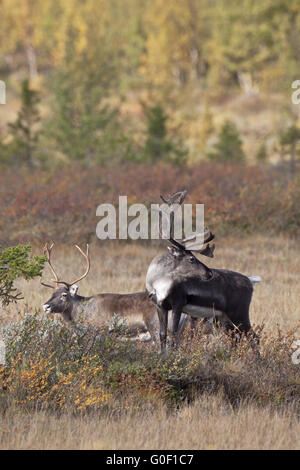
[42,284,79,319]
[41,242,89,321]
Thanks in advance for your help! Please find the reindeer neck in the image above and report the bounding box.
[69,294,93,322]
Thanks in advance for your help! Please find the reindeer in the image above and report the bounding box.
[146,191,262,351]
[41,242,188,342]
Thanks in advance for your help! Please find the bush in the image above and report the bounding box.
[0,162,299,244]
[0,314,299,414]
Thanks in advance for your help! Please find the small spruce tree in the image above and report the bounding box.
[0,244,45,306]
[46,57,123,166]
[207,120,245,163]
[8,80,41,166]
[144,105,188,165]
[256,143,268,164]
[280,125,300,178]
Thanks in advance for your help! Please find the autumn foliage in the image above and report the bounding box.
[1,313,299,415]
[0,162,299,245]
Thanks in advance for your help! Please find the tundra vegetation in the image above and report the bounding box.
[0,238,299,449]
[0,0,300,450]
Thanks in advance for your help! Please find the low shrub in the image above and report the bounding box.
[0,162,299,244]
[0,314,299,415]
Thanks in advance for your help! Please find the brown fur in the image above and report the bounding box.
[43,287,161,340]
[43,287,189,342]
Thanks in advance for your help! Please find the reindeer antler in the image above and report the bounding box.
[160,190,187,207]
[40,241,60,289]
[40,277,56,289]
[53,244,90,288]
[158,190,215,257]
[68,244,90,286]
[182,227,215,257]
[158,190,187,250]
[41,242,90,289]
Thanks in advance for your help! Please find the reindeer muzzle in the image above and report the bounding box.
[43,303,52,313]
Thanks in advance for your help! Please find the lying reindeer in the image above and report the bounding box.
[41,242,187,341]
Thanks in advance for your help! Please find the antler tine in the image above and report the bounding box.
[183,227,215,251]
[40,277,55,289]
[43,241,59,282]
[68,244,90,286]
[185,241,215,257]
[41,241,60,288]
[182,227,215,245]
[160,190,187,207]
[183,228,215,257]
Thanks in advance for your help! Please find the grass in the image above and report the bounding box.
[1,396,299,450]
[0,235,299,450]
[2,234,299,331]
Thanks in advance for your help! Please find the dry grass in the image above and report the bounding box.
[0,395,299,450]
[0,235,299,450]
[2,234,299,332]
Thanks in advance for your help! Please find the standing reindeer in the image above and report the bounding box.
[146,191,261,351]
[41,242,187,341]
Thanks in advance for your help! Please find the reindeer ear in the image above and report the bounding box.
[70,284,79,296]
[198,243,215,258]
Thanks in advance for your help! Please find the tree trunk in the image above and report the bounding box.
[237,71,259,95]
[26,44,38,80]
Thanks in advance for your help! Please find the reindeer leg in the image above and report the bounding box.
[177,314,189,343]
[170,298,187,348]
[157,305,168,352]
[225,306,253,347]
[169,289,187,348]
[144,316,159,344]
[170,307,183,348]
[189,316,198,338]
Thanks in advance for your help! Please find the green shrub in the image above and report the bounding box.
[0,245,45,306]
